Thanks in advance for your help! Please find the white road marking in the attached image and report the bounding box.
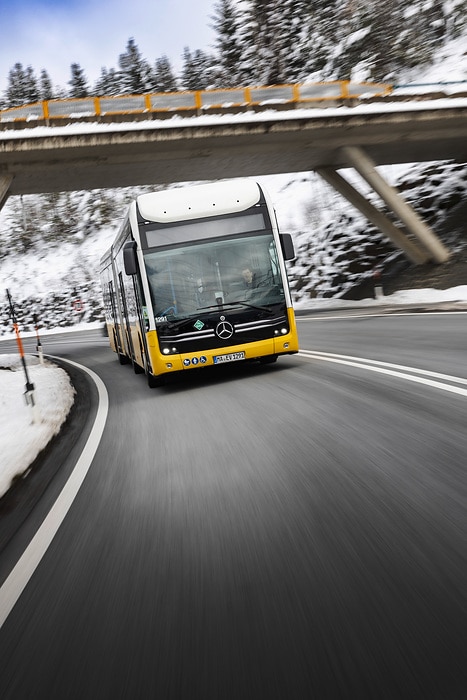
[1,339,464,627]
[298,310,467,321]
[299,350,467,397]
[0,358,108,628]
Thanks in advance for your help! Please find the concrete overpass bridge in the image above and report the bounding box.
[1,93,467,265]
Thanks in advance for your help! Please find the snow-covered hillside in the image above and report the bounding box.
[0,31,466,335]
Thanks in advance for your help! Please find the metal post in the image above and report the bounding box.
[6,289,39,423]
[34,313,44,364]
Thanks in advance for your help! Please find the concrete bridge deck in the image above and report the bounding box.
[1,98,467,264]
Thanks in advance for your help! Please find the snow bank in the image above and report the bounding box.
[0,355,75,497]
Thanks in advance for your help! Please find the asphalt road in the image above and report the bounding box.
[1,312,466,699]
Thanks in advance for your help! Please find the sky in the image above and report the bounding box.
[0,0,217,94]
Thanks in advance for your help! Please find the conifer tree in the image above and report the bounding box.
[396,0,446,70]
[445,0,467,37]
[6,63,24,107]
[180,47,214,90]
[6,63,38,106]
[62,192,82,241]
[94,67,122,96]
[13,195,39,253]
[300,0,338,79]
[152,56,178,92]
[278,0,311,82]
[39,69,54,100]
[237,0,294,84]
[24,66,39,103]
[118,38,151,94]
[68,63,89,97]
[211,0,244,86]
[328,0,440,81]
[41,193,62,245]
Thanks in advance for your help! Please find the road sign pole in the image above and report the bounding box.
[33,313,44,364]
[6,289,39,423]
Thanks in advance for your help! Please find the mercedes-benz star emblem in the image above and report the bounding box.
[215,320,234,340]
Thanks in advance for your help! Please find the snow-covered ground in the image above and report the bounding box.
[0,352,75,498]
[293,284,467,310]
[1,286,467,498]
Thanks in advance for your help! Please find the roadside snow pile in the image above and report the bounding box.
[293,285,467,310]
[0,355,75,497]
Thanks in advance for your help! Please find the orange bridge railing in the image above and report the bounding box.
[0,80,392,126]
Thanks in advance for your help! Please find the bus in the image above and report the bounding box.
[99,179,299,387]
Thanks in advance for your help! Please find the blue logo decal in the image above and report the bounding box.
[183,359,190,366]
[200,356,207,364]
[192,357,199,365]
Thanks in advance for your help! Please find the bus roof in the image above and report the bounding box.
[137,179,262,223]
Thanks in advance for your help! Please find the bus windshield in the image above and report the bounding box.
[144,233,285,320]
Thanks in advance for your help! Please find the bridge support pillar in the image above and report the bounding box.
[0,174,13,213]
[342,146,450,263]
[316,166,429,264]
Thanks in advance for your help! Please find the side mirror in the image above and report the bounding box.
[123,240,138,275]
[280,233,296,261]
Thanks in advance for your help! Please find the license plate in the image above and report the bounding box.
[213,351,245,364]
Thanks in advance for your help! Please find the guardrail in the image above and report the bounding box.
[394,80,467,90]
[0,80,392,126]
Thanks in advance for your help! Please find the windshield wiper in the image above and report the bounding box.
[196,301,273,313]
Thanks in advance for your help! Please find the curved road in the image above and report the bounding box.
[1,312,466,699]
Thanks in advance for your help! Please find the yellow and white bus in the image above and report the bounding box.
[100,179,299,387]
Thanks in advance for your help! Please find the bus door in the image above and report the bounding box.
[108,279,125,356]
[131,273,151,371]
[118,271,135,360]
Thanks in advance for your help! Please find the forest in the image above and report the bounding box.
[1,0,466,108]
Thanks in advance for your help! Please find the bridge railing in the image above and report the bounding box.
[0,80,392,125]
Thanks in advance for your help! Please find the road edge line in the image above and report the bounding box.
[0,358,108,628]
